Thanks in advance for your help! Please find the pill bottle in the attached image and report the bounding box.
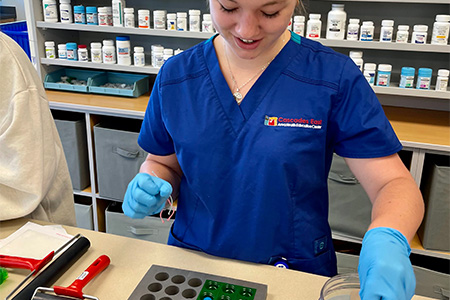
[78,44,88,62]
[124,7,135,28]
[45,41,55,59]
[431,15,450,45]
[74,5,86,24]
[167,13,177,30]
[349,51,363,71]
[138,9,150,28]
[287,18,292,31]
[57,43,67,59]
[411,25,428,44]
[360,21,374,41]
[293,15,305,36]
[435,69,449,91]
[66,42,78,60]
[154,10,167,30]
[177,12,188,31]
[106,7,113,26]
[112,0,125,27]
[90,42,102,63]
[202,14,214,33]
[363,63,376,86]
[163,48,173,62]
[98,7,109,26]
[416,68,432,90]
[376,64,392,87]
[116,36,131,65]
[380,20,394,42]
[174,48,183,55]
[326,4,346,40]
[189,9,201,32]
[43,0,58,22]
[102,40,116,64]
[395,25,409,43]
[133,46,145,67]
[59,0,72,23]
[346,18,360,41]
[151,44,164,66]
[306,14,322,39]
[399,67,415,88]
[86,7,98,25]
[154,48,164,67]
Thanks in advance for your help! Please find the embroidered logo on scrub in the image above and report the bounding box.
[264,115,322,129]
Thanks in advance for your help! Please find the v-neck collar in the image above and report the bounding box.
[203,34,298,136]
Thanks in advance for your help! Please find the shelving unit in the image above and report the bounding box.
[24,0,449,273]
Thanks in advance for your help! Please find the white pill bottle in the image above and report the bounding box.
[326,4,346,40]
[42,0,58,22]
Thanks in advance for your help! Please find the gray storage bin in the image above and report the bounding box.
[418,156,450,252]
[53,113,90,191]
[94,119,147,201]
[335,252,359,275]
[328,154,372,239]
[414,266,450,300]
[74,202,94,230]
[105,202,173,244]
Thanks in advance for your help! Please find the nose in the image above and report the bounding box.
[235,11,260,39]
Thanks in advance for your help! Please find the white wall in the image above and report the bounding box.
[1,0,26,21]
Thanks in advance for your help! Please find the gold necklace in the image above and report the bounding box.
[224,36,286,104]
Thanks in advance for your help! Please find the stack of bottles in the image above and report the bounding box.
[348,51,448,91]
[42,0,215,32]
[44,36,184,68]
[297,3,450,45]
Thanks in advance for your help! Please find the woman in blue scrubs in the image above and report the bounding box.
[123,1,424,299]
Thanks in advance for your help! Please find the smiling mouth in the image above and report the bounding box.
[240,38,255,43]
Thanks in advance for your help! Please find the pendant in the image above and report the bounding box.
[233,91,243,103]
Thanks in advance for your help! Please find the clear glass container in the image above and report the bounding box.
[319,273,360,300]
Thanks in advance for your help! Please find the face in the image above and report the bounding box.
[210,0,297,60]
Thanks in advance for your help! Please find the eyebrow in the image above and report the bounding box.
[228,0,285,7]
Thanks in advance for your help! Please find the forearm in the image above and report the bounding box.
[368,176,424,242]
[139,156,182,199]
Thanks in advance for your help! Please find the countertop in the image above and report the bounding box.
[0,219,433,300]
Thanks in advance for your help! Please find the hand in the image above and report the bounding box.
[122,173,173,219]
[358,227,415,300]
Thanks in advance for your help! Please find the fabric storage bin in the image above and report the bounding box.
[44,68,104,93]
[89,72,150,97]
[335,252,359,275]
[328,154,372,239]
[413,266,450,299]
[106,202,174,244]
[53,112,90,191]
[418,156,450,252]
[94,118,147,201]
[74,202,94,230]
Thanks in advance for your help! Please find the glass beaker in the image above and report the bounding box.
[319,273,360,300]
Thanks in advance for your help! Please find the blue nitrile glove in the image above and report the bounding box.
[358,227,415,300]
[122,173,173,219]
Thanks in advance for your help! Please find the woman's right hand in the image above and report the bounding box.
[122,173,173,219]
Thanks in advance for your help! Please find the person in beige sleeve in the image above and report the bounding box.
[0,32,76,226]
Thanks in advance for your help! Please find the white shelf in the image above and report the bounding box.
[36,21,214,39]
[318,39,450,53]
[41,58,450,100]
[372,85,450,100]
[36,22,450,53]
[41,58,160,74]
[332,232,450,260]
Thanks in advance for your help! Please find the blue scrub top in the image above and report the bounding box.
[138,32,402,277]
